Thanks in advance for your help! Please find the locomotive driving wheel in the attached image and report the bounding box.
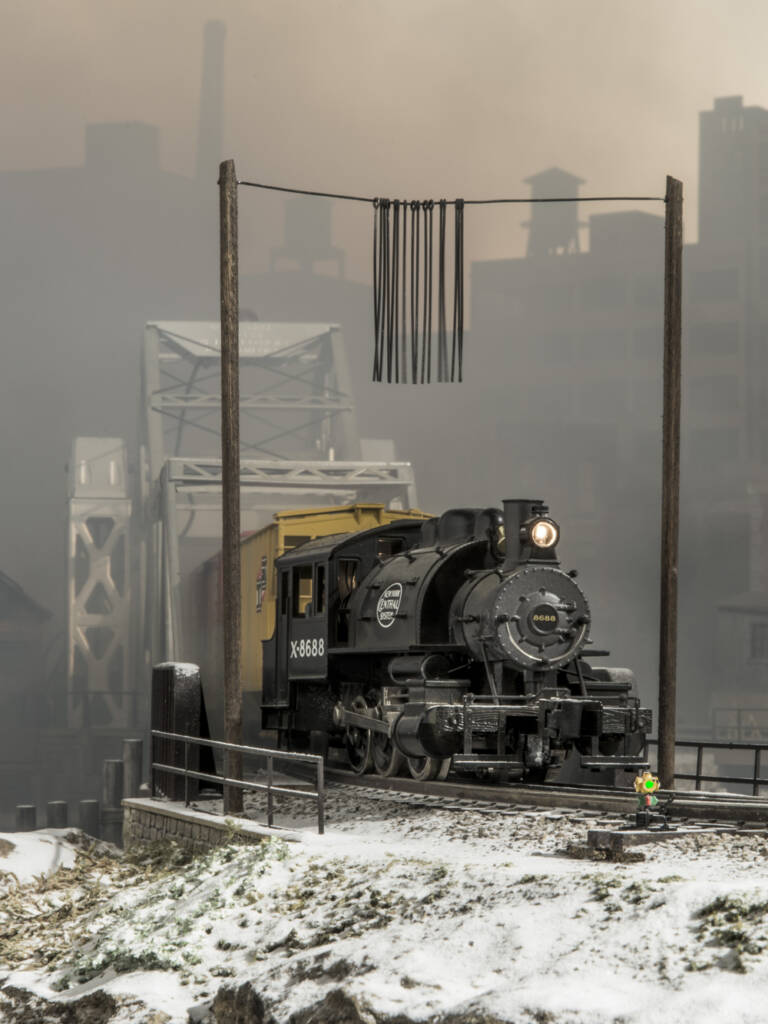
[345,696,373,775]
[371,731,405,777]
[369,697,405,777]
[406,756,451,782]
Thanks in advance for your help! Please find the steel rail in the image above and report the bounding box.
[308,765,768,824]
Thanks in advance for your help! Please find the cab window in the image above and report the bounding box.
[377,535,407,559]
[335,558,358,644]
[292,565,313,618]
[337,559,358,601]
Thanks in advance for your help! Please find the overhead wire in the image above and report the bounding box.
[237,179,665,205]
[238,179,666,384]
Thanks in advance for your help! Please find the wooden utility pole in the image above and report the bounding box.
[219,158,243,813]
[658,176,683,790]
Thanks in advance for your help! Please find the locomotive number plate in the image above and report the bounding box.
[290,638,325,659]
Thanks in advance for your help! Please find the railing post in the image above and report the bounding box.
[317,757,325,835]
[754,748,762,797]
[150,730,156,797]
[184,739,190,806]
[267,755,274,828]
[695,745,704,791]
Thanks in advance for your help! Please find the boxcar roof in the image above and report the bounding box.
[272,503,390,520]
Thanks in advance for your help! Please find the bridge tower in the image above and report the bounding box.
[139,320,417,670]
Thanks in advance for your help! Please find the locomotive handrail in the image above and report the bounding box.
[645,737,768,796]
[150,729,325,834]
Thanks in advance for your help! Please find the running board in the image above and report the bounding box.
[453,755,525,769]
[580,755,650,770]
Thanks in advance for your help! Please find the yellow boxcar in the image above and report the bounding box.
[240,504,429,704]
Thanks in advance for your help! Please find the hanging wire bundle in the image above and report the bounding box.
[238,176,665,385]
[372,198,464,383]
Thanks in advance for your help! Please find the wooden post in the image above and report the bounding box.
[101,759,124,846]
[47,801,68,828]
[16,805,36,831]
[79,799,100,839]
[658,176,683,789]
[122,738,143,799]
[219,158,243,813]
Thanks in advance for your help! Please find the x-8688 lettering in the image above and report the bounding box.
[290,638,325,659]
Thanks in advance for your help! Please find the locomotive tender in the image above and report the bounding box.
[260,498,651,781]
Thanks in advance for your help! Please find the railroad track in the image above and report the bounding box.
[283,763,768,825]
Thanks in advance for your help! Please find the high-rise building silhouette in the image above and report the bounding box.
[469,95,768,732]
[699,95,768,251]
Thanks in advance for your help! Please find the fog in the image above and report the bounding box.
[2,1,767,813]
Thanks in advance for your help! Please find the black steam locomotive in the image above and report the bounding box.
[261,499,651,781]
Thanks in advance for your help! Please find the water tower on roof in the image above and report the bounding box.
[523,167,585,257]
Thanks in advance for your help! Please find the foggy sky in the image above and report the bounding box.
[3,0,767,278]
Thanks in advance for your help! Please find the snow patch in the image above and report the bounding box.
[0,829,78,884]
[3,796,768,1023]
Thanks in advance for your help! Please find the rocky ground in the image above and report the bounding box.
[2,787,768,1023]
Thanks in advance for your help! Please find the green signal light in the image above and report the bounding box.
[645,779,655,790]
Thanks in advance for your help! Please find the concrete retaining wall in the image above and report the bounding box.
[122,798,301,853]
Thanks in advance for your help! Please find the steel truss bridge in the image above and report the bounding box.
[68,321,417,732]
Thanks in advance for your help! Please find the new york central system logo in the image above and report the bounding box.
[376,582,403,628]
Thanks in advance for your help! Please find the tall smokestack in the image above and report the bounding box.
[195,20,226,184]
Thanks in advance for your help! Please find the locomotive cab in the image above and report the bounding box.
[261,518,427,739]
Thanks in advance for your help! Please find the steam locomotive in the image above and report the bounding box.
[258,499,651,781]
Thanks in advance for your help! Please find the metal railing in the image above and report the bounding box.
[645,737,768,796]
[150,730,325,834]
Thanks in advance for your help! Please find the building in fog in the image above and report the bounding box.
[0,24,226,820]
[0,24,226,624]
[695,95,768,467]
[0,572,51,828]
[714,482,768,740]
[470,96,768,731]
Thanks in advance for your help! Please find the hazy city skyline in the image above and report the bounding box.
[4,1,768,277]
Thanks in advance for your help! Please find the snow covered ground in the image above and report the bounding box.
[2,791,768,1023]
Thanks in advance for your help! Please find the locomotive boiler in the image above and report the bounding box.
[259,499,651,782]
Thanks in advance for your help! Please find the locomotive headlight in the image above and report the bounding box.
[527,518,559,549]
